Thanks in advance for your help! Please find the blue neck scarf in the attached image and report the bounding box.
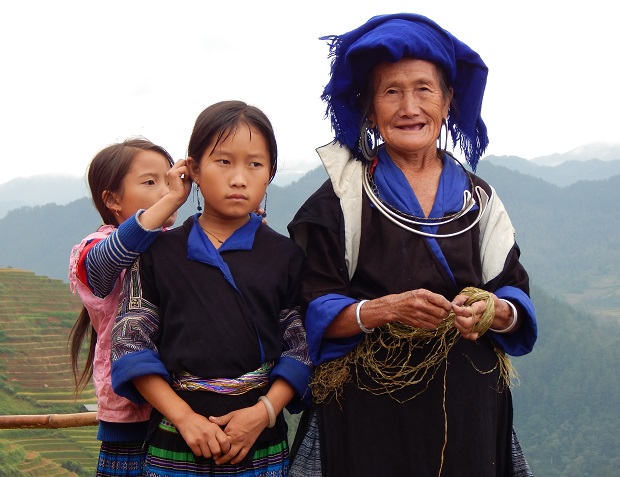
[373,148,471,220]
[321,13,489,171]
[187,213,262,290]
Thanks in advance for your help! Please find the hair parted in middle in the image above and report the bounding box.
[187,100,278,183]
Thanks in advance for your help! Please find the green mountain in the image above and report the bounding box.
[511,286,620,476]
[1,270,617,476]
[0,166,330,284]
[1,161,618,318]
[0,162,619,474]
[475,161,620,319]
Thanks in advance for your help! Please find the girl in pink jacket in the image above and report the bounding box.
[68,137,190,476]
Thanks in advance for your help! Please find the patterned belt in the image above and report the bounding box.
[171,361,274,395]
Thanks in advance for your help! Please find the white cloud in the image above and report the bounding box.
[1,0,618,185]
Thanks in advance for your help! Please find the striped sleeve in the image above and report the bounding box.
[85,211,161,298]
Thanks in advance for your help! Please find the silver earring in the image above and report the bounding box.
[359,119,378,161]
[261,192,268,218]
[194,183,202,212]
[437,118,448,157]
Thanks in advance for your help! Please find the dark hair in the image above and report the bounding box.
[88,137,174,227]
[68,137,173,395]
[187,100,278,183]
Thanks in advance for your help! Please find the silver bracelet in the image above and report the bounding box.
[355,299,374,334]
[258,395,276,428]
[491,299,518,333]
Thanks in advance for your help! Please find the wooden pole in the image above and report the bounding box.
[0,412,98,429]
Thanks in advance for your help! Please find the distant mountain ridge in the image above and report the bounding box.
[529,141,620,166]
[1,158,618,323]
[1,143,619,320]
[1,143,619,219]
[0,174,89,219]
[0,170,303,219]
[1,144,620,475]
[483,155,620,187]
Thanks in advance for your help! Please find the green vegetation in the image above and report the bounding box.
[1,163,619,322]
[1,163,619,474]
[0,269,97,475]
[476,163,620,320]
[7,270,615,475]
[512,286,620,476]
[0,269,303,475]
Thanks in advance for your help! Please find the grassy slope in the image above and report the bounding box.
[0,269,98,476]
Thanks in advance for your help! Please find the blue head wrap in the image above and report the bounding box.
[321,13,489,170]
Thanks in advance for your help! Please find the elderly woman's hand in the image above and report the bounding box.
[451,294,487,341]
[327,289,451,338]
[451,292,518,339]
[391,289,452,330]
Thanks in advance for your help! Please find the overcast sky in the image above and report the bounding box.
[1,0,618,185]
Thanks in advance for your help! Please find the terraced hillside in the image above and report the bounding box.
[0,268,99,476]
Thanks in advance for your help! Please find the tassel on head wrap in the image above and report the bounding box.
[321,13,489,171]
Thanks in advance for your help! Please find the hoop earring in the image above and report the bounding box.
[437,118,448,157]
[359,119,378,161]
[194,183,202,212]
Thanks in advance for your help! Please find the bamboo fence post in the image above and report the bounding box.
[0,412,98,429]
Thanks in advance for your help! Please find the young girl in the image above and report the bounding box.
[110,100,312,476]
[68,137,191,476]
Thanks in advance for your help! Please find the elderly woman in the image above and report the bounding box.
[288,13,537,477]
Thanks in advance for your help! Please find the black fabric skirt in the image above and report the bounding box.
[307,336,513,477]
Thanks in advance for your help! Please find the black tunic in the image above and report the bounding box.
[113,215,309,449]
[289,173,531,477]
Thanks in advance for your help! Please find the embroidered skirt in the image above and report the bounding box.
[96,441,146,477]
[143,418,289,477]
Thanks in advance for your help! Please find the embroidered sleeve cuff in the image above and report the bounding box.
[111,349,170,404]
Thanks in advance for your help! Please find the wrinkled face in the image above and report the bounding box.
[192,125,270,220]
[106,150,176,227]
[368,58,452,159]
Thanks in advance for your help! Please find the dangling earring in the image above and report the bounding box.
[359,119,378,161]
[437,118,448,157]
[261,191,268,218]
[194,182,202,212]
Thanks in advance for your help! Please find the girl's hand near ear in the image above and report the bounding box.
[136,159,191,230]
[168,159,192,204]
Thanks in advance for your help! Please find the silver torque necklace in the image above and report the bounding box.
[362,162,490,239]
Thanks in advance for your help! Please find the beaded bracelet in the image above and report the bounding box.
[491,299,518,333]
[258,395,276,428]
[356,299,375,334]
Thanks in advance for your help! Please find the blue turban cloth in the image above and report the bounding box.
[321,13,489,171]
